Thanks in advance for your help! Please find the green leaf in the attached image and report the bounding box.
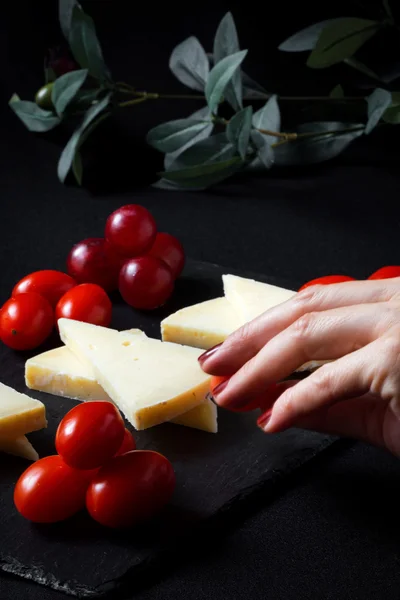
[329,84,344,99]
[306,18,380,69]
[250,130,274,168]
[51,69,88,116]
[242,72,269,99]
[169,37,209,91]
[147,117,212,153]
[383,105,400,124]
[278,19,345,52]
[213,12,243,111]
[275,122,364,166]
[365,88,392,134]
[227,107,252,159]
[252,95,280,141]
[45,66,57,84]
[344,57,380,81]
[69,4,110,81]
[72,150,83,185]
[59,0,80,39]
[9,97,61,132]
[168,132,236,170]
[383,0,394,21]
[205,50,247,114]
[163,106,213,169]
[57,93,111,183]
[158,156,243,190]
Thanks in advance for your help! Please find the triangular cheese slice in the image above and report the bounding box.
[161,297,244,349]
[26,334,218,433]
[59,319,211,430]
[0,382,46,438]
[0,435,39,461]
[223,274,296,322]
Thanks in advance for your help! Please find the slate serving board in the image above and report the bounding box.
[0,260,336,598]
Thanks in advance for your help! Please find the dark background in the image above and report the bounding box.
[1,1,400,598]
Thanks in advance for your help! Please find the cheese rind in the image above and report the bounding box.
[161,297,244,349]
[26,343,218,433]
[0,435,39,461]
[0,382,46,438]
[223,274,296,322]
[59,319,212,430]
[171,395,217,433]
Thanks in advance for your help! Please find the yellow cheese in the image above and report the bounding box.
[0,435,39,461]
[223,274,296,322]
[26,342,218,433]
[59,319,212,430]
[171,395,217,433]
[0,382,46,438]
[161,297,244,349]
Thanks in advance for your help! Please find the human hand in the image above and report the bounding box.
[199,278,400,456]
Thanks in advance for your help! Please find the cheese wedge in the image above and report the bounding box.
[0,382,46,438]
[59,319,211,430]
[223,274,296,322]
[0,435,39,461]
[161,297,244,349]
[26,342,218,433]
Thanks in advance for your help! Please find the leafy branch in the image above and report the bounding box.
[8,0,400,190]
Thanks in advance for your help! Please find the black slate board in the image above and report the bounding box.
[0,260,336,598]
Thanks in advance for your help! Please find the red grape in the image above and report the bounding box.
[67,238,123,292]
[148,233,185,279]
[105,205,157,257]
[119,256,174,310]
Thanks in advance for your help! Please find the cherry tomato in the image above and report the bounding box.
[368,266,400,280]
[67,238,123,292]
[119,256,174,310]
[115,428,136,456]
[298,275,355,291]
[12,270,76,308]
[14,455,93,523]
[0,293,54,350]
[148,232,185,279]
[105,204,157,258]
[210,376,276,413]
[56,401,125,470]
[56,283,112,327]
[86,450,175,528]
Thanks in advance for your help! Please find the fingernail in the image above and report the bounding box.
[212,379,229,397]
[198,343,222,366]
[257,409,273,430]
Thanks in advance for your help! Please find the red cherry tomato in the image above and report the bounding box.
[115,428,136,456]
[210,376,276,413]
[56,401,125,470]
[12,270,76,308]
[119,256,174,310]
[298,275,355,291]
[67,238,123,292]
[0,293,54,350]
[368,266,400,280]
[148,233,185,279]
[14,455,93,523]
[86,450,175,528]
[56,283,112,327]
[105,204,157,258]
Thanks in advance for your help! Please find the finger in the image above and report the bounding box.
[200,278,400,375]
[260,335,400,433]
[211,302,394,409]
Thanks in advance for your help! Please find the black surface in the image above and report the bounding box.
[0,259,335,598]
[2,1,400,599]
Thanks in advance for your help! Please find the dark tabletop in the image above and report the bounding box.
[2,1,400,598]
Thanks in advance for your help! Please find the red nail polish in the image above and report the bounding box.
[198,343,222,366]
[257,409,273,429]
[212,379,229,397]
